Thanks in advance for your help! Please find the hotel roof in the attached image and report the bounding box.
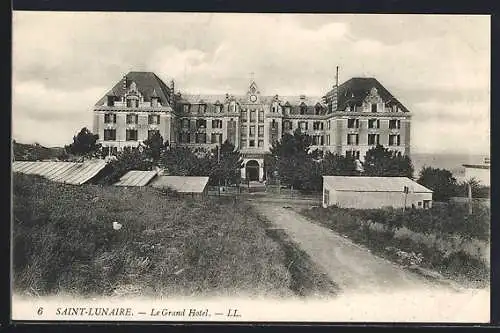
[326,77,410,112]
[95,71,173,107]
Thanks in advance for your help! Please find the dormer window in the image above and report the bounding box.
[300,103,307,115]
[283,103,291,114]
[127,98,139,108]
[151,97,159,108]
[107,96,115,107]
[214,103,222,113]
[183,104,190,113]
[315,104,322,115]
[230,101,236,113]
[198,104,206,114]
[371,103,378,113]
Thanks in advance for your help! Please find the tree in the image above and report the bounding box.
[65,127,101,158]
[161,146,209,176]
[321,151,357,176]
[209,140,243,186]
[417,166,458,202]
[363,144,414,178]
[97,147,152,185]
[143,132,167,164]
[269,128,321,191]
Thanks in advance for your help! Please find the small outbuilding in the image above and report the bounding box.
[322,176,433,209]
[150,176,209,198]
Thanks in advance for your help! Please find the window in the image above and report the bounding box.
[195,133,206,143]
[215,104,222,113]
[196,119,207,129]
[347,134,359,145]
[249,125,255,136]
[389,119,401,129]
[324,189,330,205]
[271,119,277,129]
[284,106,291,114]
[241,111,248,122]
[315,105,321,115]
[368,134,380,145]
[212,119,223,129]
[423,200,431,209]
[148,130,159,140]
[241,140,247,148]
[182,118,189,129]
[148,115,160,125]
[127,99,139,108]
[258,140,264,148]
[368,119,380,129]
[151,97,159,108]
[326,121,331,130]
[126,129,138,141]
[126,114,138,124]
[300,104,307,115]
[183,104,190,113]
[179,132,191,143]
[107,96,115,107]
[258,125,264,137]
[103,129,116,141]
[388,134,400,146]
[230,102,237,113]
[198,104,206,113]
[211,133,222,144]
[371,103,378,113]
[271,102,278,113]
[299,121,308,130]
[258,111,264,123]
[325,134,330,146]
[104,113,116,124]
[418,201,422,208]
[241,125,248,137]
[250,110,256,122]
[283,121,292,130]
[249,140,255,147]
[313,121,323,130]
[347,118,359,129]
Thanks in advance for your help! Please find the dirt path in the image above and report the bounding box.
[252,202,451,294]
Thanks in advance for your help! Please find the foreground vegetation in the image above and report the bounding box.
[13,173,303,298]
[302,204,490,287]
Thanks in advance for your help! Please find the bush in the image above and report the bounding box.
[302,204,490,286]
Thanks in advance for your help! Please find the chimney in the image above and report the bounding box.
[336,66,339,87]
[169,79,175,105]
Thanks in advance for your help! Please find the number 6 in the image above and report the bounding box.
[37,307,43,315]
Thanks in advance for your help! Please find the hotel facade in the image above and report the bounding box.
[93,71,411,181]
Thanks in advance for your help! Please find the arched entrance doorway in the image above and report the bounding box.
[245,160,260,181]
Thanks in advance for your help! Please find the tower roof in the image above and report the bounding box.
[95,71,172,106]
[325,77,410,112]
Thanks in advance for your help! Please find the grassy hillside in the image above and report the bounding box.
[13,173,297,298]
[12,141,66,161]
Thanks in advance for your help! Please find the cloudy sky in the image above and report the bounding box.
[12,12,490,155]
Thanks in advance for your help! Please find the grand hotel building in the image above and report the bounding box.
[93,71,411,181]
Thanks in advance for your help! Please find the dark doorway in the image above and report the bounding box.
[246,160,260,181]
